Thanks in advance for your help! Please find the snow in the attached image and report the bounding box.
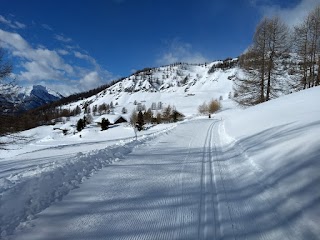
[220,87,320,239]
[63,62,235,118]
[0,83,63,113]
[0,66,319,239]
[94,114,127,124]
[0,122,177,238]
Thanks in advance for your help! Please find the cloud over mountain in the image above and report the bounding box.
[0,16,115,95]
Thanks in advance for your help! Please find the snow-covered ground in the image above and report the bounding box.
[1,86,319,239]
[0,121,178,238]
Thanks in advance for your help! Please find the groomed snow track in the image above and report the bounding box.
[7,119,315,240]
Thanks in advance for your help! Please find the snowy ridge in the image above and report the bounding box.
[65,61,237,118]
[0,84,63,114]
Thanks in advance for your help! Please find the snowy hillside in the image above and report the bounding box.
[0,84,63,114]
[65,61,237,117]
[0,85,319,239]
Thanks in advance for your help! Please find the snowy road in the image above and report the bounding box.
[9,119,316,240]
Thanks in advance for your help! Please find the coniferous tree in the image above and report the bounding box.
[121,107,127,114]
[136,110,144,131]
[75,105,81,115]
[101,118,110,131]
[92,105,98,116]
[76,119,84,132]
[172,110,179,122]
[84,106,91,114]
[83,116,87,128]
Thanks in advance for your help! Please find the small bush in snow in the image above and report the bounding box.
[208,100,221,113]
[198,99,221,115]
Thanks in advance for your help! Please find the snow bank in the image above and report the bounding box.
[222,86,320,238]
[0,125,176,238]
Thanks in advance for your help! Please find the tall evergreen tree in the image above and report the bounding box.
[92,105,98,116]
[76,119,84,132]
[75,105,81,115]
[101,118,110,131]
[136,110,144,131]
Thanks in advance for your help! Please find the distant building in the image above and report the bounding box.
[95,114,128,125]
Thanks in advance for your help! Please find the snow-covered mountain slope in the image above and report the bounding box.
[1,86,319,239]
[0,84,63,114]
[67,61,238,117]
[220,86,320,239]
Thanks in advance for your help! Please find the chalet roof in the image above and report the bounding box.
[95,114,128,124]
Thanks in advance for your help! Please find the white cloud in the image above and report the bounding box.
[57,49,69,55]
[20,61,64,81]
[73,51,106,75]
[41,24,53,31]
[0,15,26,29]
[74,51,97,66]
[79,71,102,89]
[259,0,320,27]
[14,21,26,29]
[0,29,74,82]
[156,39,208,65]
[0,25,115,94]
[55,34,72,43]
[0,29,29,51]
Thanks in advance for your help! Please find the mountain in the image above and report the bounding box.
[68,59,238,117]
[0,84,64,114]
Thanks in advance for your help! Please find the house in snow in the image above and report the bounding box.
[95,114,128,126]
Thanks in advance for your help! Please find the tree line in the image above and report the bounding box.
[234,6,320,106]
[130,105,184,131]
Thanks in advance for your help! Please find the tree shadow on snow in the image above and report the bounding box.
[14,121,320,240]
[213,120,320,239]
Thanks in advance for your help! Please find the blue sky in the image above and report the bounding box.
[0,0,318,95]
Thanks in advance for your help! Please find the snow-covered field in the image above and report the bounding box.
[1,86,319,239]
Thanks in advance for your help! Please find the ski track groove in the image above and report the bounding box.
[174,134,194,240]
[197,121,220,240]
